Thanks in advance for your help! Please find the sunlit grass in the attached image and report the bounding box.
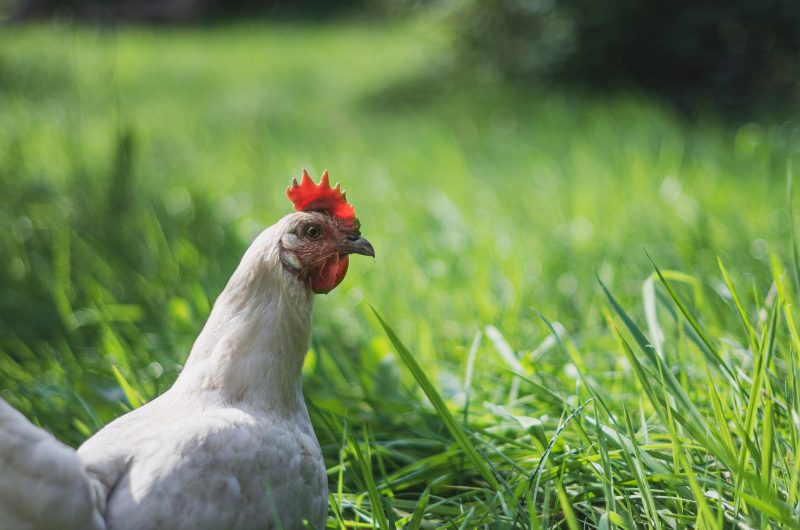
[1,19,798,528]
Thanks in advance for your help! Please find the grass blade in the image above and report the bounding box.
[371,308,501,491]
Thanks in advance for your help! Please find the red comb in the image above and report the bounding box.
[286,169,356,225]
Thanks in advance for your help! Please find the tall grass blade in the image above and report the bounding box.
[347,428,390,529]
[644,254,738,385]
[371,308,501,491]
[111,365,145,409]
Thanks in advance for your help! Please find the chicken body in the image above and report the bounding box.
[79,394,326,530]
[0,206,373,530]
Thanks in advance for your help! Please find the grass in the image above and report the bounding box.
[1,16,799,529]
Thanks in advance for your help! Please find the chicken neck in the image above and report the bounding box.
[172,221,315,414]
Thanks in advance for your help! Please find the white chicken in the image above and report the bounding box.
[0,170,374,530]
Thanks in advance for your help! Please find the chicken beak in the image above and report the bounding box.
[339,232,375,257]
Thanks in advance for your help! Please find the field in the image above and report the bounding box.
[1,18,799,529]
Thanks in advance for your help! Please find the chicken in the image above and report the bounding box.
[0,170,374,530]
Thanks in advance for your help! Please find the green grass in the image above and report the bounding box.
[1,17,799,529]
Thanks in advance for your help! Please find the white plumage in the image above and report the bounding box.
[0,197,373,530]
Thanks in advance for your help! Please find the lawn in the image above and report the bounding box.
[1,18,798,528]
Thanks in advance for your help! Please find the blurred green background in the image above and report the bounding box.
[2,1,800,528]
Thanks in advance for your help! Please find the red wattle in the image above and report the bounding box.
[311,255,350,294]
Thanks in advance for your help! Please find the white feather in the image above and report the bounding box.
[0,398,106,530]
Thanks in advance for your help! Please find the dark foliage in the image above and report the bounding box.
[9,0,374,23]
[454,0,800,114]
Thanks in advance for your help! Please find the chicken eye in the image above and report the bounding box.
[305,225,322,239]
